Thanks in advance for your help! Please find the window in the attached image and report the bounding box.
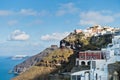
[90,56,92,59]
[96,73,98,80]
[87,61,91,65]
[80,56,85,59]
[81,61,85,65]
[87,56,91,59]
[72,75,76,80]
[93,56,96,59]
[77,75,81,80]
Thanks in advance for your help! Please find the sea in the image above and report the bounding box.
[0,56,26,80]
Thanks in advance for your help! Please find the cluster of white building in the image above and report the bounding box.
[74,25,119,37]
[71,31,120,80]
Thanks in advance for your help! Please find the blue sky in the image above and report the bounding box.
[0,0,120,56]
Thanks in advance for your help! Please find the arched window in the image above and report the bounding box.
[87,61,91,66]
[81,61,85,65]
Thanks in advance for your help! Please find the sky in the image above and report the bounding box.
[0,0,120,56]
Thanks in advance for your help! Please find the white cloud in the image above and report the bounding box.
[0,9,50,17]
[19,9,50,16]
[41,32,69,41]
[8,20,18,26]
[38,10,50,16]
[56,2,79,16]
[79,11,114,26]
[0,10,13,16]
[9,30,30,41]
[56,10,66,16]
[19,9,37,16]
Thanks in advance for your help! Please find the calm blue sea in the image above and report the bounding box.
[0,57,25,80]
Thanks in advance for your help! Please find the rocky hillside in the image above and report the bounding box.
[13,26,120,80]
[13,46,58,74]
[60,32,113,51]
[13,66,55,80]
[13,48,73,80]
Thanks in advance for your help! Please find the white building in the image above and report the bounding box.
[76,51,105,66]
[71,32,120,80]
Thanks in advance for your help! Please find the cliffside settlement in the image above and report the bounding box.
[71,31,120,80]
[13,25,120,80]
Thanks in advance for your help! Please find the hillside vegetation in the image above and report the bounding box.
[62,33,112,50]
[13,66,55,80]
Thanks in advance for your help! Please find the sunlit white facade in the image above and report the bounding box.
[71,32,120,80]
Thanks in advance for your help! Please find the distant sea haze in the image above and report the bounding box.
[0,56,26,80]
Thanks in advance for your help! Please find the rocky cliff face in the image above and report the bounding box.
[13,46,58,74]
[13,48,73,80]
